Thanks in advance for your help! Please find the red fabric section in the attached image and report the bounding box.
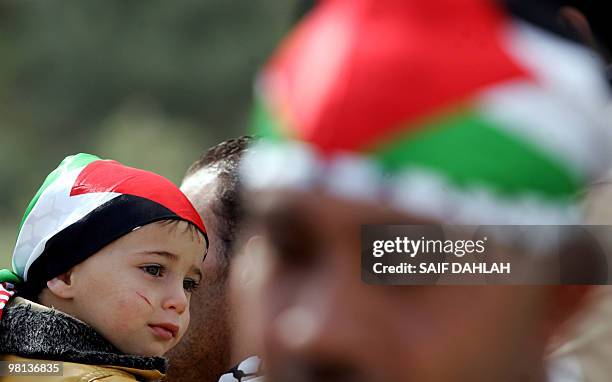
[262,0,530,154]
[0,283,14,320]
[70,160,206,234]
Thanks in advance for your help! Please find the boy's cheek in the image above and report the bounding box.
[109,287,155,323]
[131,288,157,313]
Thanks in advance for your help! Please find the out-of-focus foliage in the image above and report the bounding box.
[0,0,300,268]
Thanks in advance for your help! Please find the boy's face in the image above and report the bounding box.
[234,190,567,382]
[65,220,206,356]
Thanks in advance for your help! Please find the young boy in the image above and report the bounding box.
[0,153,208,381]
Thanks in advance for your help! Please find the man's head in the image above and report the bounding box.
[239,190,591,381]
[167,136,252,381]
[234,0,612,381]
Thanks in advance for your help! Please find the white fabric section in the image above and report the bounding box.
[219,376,264,382]
[500,21,612,180]
[218,356,264,382]
[12,167,120,280]
[242,142,384,202]
[0,283,14,310]
[240,140,321,191]
[547,355,584,382]
[478,81,600,181]
[242,142,581,227]
[389,169,581,225]
[238,356,263,374]
[324,152,383,201]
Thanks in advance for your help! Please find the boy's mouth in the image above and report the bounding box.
[148,323,179,340]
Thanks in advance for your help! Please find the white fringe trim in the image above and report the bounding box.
[241,140,581,226]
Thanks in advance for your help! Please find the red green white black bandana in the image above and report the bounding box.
[241,0,612,226]
[3,153,207,298]
[0,282,15,320]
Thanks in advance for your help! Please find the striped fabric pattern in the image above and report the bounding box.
[11,153,207,286]
[0,283,15,320]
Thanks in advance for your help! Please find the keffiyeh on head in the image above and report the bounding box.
[7,153,207,297]
[241,0,612,225]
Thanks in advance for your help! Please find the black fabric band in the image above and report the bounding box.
[23,194,196,296]
[502,0,581,43]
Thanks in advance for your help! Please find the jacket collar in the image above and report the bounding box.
[0,297,168,373]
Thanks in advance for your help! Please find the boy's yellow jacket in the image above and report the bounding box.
[0,354,165,381]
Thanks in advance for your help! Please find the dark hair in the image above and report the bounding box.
[562,0,612,59]
[183,136,254,264]
[155,219,207,247]
[504,0,612,61]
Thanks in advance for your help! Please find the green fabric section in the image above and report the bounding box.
[18,153,100,232]
[251,96,287,141]
[370,109,580,200]
[0,269,21,284]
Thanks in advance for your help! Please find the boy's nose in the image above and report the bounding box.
[162,283,188,314]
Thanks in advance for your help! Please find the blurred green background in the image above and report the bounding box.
[0,0,302,268]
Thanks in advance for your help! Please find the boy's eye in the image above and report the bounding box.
[183,278,200,293]
[141,265,164,277]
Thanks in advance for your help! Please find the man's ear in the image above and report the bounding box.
[46,269,76,299]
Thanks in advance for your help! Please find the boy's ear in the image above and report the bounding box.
[46,270,76,299]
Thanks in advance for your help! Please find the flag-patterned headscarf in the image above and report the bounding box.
[241,0,612,225]
[0,153,207,317]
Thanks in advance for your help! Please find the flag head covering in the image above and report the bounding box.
[242,0,612,225]
[6,153,207,297]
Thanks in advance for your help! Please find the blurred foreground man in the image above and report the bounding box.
[167,137,262,382]
[235,0,612,381]
[545,2,612,382]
